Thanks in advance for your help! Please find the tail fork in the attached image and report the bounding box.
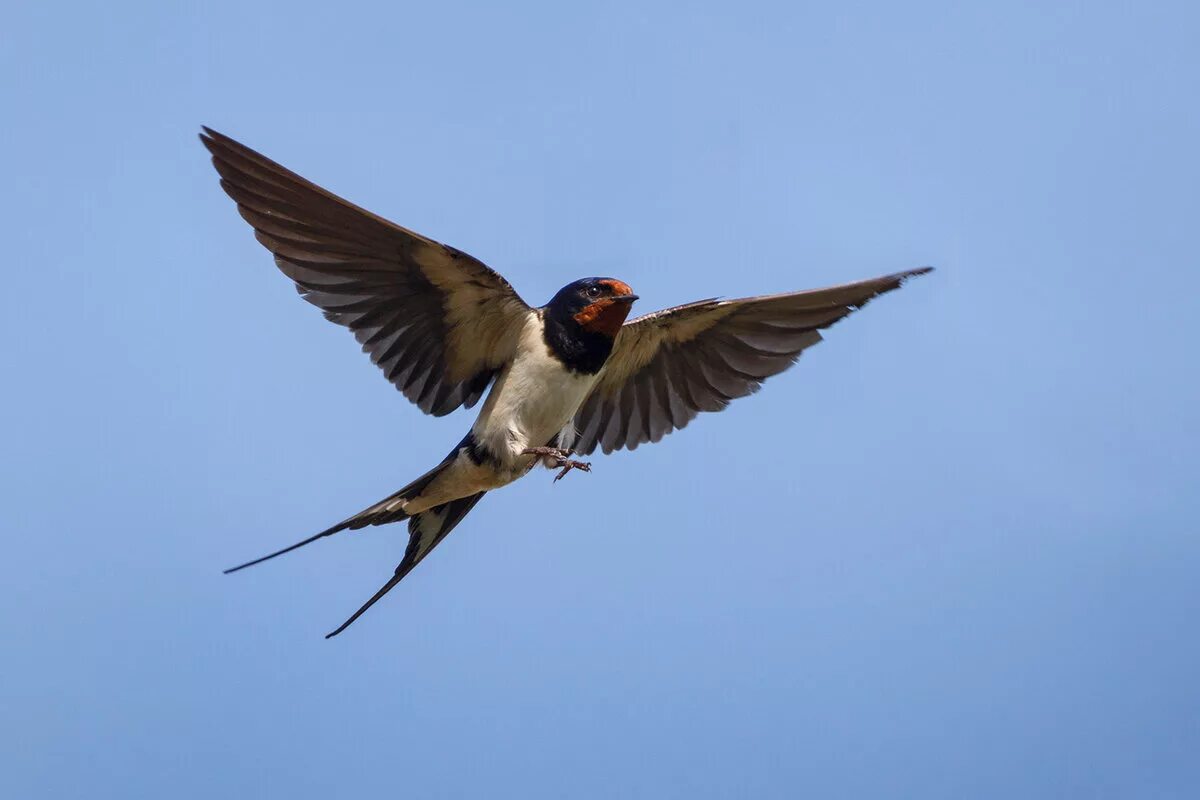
[324,492,486,638]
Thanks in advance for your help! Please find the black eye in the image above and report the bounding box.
[585,286,602,299]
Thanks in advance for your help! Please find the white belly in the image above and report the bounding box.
[471,314,599,467]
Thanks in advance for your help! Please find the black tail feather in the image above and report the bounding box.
[325,492,486,638]
[223,520,353,573]
[222,456,456,574]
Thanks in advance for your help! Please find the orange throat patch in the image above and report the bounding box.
[573,298,632,337]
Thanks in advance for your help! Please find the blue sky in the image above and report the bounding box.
[4,1,1198,797]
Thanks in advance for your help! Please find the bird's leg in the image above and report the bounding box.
[522,446,592,482]
[522,445,574,462]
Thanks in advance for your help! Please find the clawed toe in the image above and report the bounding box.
[553,459,591,482]
[522,447,592,482]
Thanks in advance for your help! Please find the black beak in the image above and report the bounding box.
[612,293,639,303]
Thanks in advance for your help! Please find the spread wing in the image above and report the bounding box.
[570,268,932,454]
[200,127,531,416]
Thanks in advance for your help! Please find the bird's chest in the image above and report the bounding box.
[473,335,598,462]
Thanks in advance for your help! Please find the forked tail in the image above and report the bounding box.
[224,453,488,637]
[324,491,486,638]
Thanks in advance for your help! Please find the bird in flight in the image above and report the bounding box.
[200,127,932,638]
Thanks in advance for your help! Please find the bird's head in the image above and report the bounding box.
[544,278,639,338]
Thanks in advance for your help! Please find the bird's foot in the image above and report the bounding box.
[522,447,592,482]
[551,459,591,482]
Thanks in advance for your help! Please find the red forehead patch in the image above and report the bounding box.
[599,278,634,296]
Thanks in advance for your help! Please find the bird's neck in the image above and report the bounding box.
[541,312,615,374]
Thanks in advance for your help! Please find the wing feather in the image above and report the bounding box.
[571,268,932,454]
[200,127,531,417]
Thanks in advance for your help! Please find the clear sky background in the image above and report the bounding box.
[4,1,1198,797]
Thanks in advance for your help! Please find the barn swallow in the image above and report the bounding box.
[200,127,932,637]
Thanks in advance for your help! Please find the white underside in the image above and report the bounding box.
[402,313,600,515]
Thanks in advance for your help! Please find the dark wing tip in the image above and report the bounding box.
[883,266,934,287]
[199,125,228,143]
[857,266,935,307]
[198,125,221,151]
[197,126,273,170]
